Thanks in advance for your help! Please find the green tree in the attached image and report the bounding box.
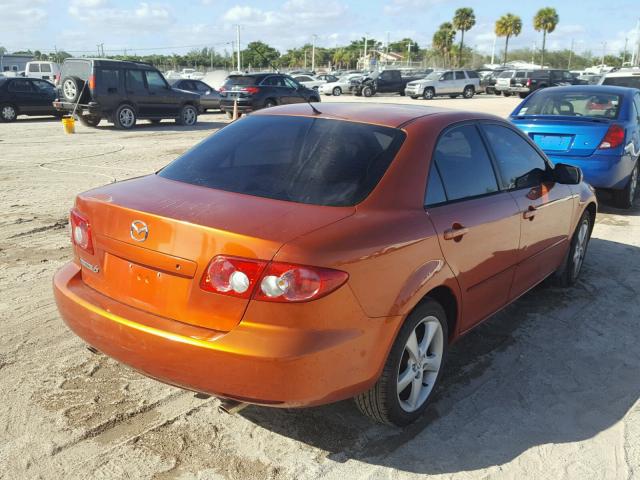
[495,13,522,65]
[0,46,6,55]
[433,23,455,67]
[453,7,476,66]
[242,41,280,69]
[533,7,559,67]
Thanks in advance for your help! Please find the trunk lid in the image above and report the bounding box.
[75,174,354,331]
[511,116,612,157]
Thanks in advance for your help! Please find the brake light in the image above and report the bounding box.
[599,124,625,149]
[88,74,96,90]
[69,209,94,254]
[254,262,348,302]
[54,74,60,85]
[200,255,348,302]
[219,86,226,92]
[244,86,260,94]
[526,79,531,87]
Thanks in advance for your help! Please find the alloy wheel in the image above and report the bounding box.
[2,105,16,121]
[119,107,135,128]
[183,106,197,125]
[63,80,77,100]
[397,316,444,412]
[572,219,590,278]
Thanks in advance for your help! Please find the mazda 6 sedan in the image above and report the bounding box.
[54,103,597,426]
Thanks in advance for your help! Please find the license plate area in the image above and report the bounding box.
[533,134,573,151]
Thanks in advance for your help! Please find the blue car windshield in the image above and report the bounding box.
[517,91,622,119]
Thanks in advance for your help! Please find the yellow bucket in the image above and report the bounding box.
[62,116,75,134]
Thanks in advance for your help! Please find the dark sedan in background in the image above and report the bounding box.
[170,79,220,112]
[219,73,320,117]
[0,77,59,122]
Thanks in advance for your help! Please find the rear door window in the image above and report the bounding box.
[454,71,466,80]
[195,81,210,93]
[424,168,447,206]
[482,124,548,190]
[158,115,406,207]
[126,70,145,91]
[8,79,33,92]
[98,69,120,93]
[433,125,499,201]
[28,64,40,73]
[441,72,453,81]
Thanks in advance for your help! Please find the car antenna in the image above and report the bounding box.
[253,47,322,115]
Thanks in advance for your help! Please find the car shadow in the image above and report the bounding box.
[596,195,640,218]
[237,237,640,474]
[91,119,229,133]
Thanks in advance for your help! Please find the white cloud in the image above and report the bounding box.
[68,1,173,32]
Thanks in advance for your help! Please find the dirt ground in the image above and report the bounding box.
[1,95,638,480]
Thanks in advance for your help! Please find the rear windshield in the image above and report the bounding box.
[602,76,640,89]
[223,75,260,87]
[517,91,622,119]
[158,115,406,207]
[61,60,90,80]
[498,71,513,78]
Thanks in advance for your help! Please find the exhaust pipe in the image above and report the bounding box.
[218,398,249,415]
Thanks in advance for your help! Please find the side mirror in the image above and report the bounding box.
[553,163,582,185]
[205,90,211,95]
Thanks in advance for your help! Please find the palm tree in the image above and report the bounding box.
[433,23,456,67]
[533,7,559,67]
[495,13,522,66]
[453,8,476,67]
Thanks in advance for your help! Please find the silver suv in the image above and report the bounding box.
[405,70,480,100]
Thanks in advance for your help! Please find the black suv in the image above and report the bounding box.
[53,58,200,129]
[351,70,422,97]
[219,73,320,117]
[520,69,586,97]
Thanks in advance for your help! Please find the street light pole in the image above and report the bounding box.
[235,24,241,71]
[311,34,317,72]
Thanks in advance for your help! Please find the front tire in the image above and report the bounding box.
[355,299,448,426]
[554,211,592,287]
[0,104,18,122]
[114,104,136,129]
[78,115,101,127]
[613,162,638,209]
[463,86,475,99]
[362,86,374,97]
[423,87,435,100]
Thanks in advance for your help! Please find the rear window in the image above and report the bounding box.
[61,60,90,80]
[223,75,260,87]
[602,76,640,89]
[158,115,406,207]
[518,90,622,119]
[41,64,52,73]
[498,71,513,78]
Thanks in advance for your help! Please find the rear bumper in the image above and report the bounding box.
[53,262,398,407]
[547,153,635,190]
[509,86,530,93]
[53,101,102,116]
[219,99,255,113]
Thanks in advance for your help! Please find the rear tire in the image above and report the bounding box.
[114,104,136,130]
[0,103,18,122]
[503,91,512,97]
[362,86,374,97]
[332,87,342,96]
[613,162,638,209]
[495,90,503,96]
[78,115,101,127]
[463,86,475,99]
[355,299,448,426]
[554,210,592,287]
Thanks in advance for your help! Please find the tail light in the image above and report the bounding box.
[88,74,96,90]
[219,86,227,92]
[244,86,260,94]
[599,124,625,149]
[200,255,348,302]
[526,79,531,87]
[69,209,94,254]
[54,74,60,85]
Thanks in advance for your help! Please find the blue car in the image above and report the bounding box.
[510,85,640,208]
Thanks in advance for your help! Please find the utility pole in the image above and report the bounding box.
[623,38,628,65]
[235,24,241,71]
[386,31,390,66]
[568,38,574,70]
[210,47,213,70]
[407,41,414,67]
[363,34,368,69]
[311,34,317,72]
[601,41,607,66]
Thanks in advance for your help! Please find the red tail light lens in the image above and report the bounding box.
[526,79,531,87]
[254,262,348,303]
[200,256,348,302]
[69,209,94,254]
[244,86,260,94]
[219,86,227,92]
[88,74,96,90]
[201,256,267,299]
[599,124,625,149]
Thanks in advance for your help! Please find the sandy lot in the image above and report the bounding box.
[1,95,639,480]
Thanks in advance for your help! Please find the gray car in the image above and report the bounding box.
[170,79,220,112]
[405,70,480,100]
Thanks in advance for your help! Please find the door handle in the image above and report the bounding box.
[523,205,537,220]
[443,224,469,241]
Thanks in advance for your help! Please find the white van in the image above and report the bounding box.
[25,61,61,81]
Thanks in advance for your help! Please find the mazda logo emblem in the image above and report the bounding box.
[130,220,149,242]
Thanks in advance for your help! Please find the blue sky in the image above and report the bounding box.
[1,0,639,59]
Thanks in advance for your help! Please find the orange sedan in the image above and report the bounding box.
[54,103,597,425]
